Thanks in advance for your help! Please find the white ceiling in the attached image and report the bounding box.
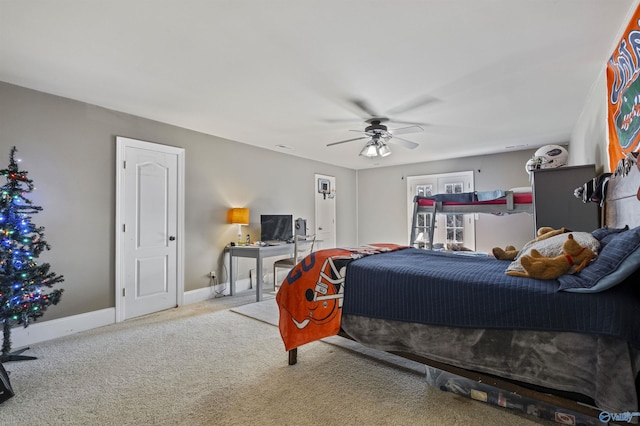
[0,1,635,169]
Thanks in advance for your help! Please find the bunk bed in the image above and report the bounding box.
[276,162,640,422]
[410,190,533,249]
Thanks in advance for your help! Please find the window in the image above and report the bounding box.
[446,214,464,244]
[411,184,434,248]
[444,182,464,194]
[407,172,475,250]
[442,182,465,246]
[416,184,433,197]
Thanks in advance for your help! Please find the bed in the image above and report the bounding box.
[410,189,533,249]
[276,163,640,420]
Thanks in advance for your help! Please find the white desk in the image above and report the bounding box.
[228,244,294,302]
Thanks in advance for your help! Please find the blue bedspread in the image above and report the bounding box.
[342,248,640,348]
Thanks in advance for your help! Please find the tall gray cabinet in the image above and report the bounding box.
[531,164,599,232]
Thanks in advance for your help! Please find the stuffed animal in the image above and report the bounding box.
[506,234,597,280]
[491,244,519,260]
[492,227,570,261]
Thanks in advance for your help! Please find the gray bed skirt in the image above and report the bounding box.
[341,314,640,413]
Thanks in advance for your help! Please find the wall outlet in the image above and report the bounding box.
[209,271,216,279]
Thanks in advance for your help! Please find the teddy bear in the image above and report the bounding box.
[505,234,597,280]
[492,226,570,261]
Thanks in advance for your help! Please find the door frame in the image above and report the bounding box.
[115,136,185,322]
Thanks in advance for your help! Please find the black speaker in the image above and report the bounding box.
[295,218,306,239]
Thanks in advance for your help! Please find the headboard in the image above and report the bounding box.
[604,161,640,229]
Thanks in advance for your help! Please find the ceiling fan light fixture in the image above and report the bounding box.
[360,141,379,157]
[328,114,421,158]
[378,142,392,157]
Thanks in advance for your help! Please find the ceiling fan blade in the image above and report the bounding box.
[388,119,431,126]
[349,98,379,118]
[390,125,424,136]
[389,136,419,150]
[386,95,440,115]
[323,118,364,123]
[327,136,368,147]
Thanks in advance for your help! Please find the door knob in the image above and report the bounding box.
[169,236,176,241]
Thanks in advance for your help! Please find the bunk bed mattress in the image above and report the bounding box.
[342,248,640,348]
[416,192,532,206]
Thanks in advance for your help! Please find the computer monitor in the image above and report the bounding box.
[260,214,293,242]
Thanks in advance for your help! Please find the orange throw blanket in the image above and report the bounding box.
[276,243,408,351]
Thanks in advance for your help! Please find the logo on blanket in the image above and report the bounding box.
[276,244,407,351]
[287,253,349,329]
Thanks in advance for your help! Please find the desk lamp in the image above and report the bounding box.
[228,208,249,244]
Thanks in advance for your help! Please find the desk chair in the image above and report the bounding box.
[273,234,316,290]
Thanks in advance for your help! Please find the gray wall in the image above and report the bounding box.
[357,150,538,253]
[570,66,612,173]
[0,81,357,320]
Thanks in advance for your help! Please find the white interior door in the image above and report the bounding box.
[315,174,336,248]
[116,137,184,321]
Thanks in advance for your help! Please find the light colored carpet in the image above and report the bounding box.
[231,299,428,375]
[1,295,551,425]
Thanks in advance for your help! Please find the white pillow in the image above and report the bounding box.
[506,232,600,275]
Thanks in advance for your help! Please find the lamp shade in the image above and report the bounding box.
[359,141,378,158]
[227,208,249,225]
[378,142,392,157]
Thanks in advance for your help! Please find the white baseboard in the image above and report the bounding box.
[9,280,258,350]
[184,277,261,304]
[182,283,231,304]
[11,308,116,350]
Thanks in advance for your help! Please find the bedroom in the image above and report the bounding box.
[1,1,639,413]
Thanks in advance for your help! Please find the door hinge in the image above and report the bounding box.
[122,224,126,232]
[123,160,126,169]
[122,288,126,297]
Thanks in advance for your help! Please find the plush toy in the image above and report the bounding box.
[491,244,519,260]
[506,234,597,280]
[492,227,570,261]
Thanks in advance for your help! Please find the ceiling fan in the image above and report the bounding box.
[326,117,423,158]
[326,97,437,158]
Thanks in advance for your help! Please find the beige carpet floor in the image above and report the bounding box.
[0,293,552,425]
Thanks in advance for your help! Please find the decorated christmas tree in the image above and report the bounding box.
[0,146,63,362]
